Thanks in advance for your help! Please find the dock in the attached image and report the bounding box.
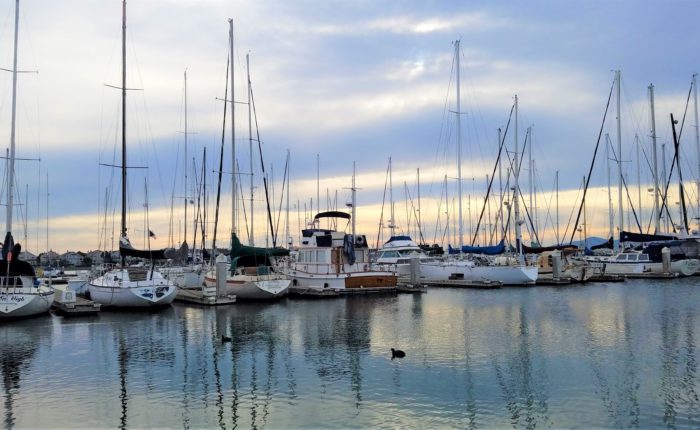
[51,289,101,317]
[424,279,502,289]
[536,277,572,286]
[288,286,340,298]
[624,272,680,280]
[175,288,237,305]
[337,286,397,295]
[396,284,428,293]
[588,274,625,282]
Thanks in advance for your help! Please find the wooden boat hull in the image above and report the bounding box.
[287,269,397,290]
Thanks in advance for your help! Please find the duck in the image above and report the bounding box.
[391,348,405,359]
[221,335,232,343]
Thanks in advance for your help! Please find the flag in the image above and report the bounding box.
[149,230,157,239]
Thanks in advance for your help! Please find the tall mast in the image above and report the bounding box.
[615,70,623,251]
[183,69,188,245]
[316,153,320,217]
[285,150,290,246]
[497,128,504,240]
[649,84,660,232]
[247,53,254,245]
[6,0,20,236]
[694,73,700,231]
[120,0,127,266]
[514,94,522,258]
[454,39,463,249]
[229,18,236,236]
[606,134,614,240]
[417,168,422,243]
[528,125,533,238]
[555,170,559,244]
[389,156,395,237]
[444,174,449,248]
[635,134,642,230]
[352,162,356,239]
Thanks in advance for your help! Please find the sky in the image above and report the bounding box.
[1,0,700,254]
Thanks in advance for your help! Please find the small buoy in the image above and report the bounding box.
[391,348,405,359]
[221,335,232,343]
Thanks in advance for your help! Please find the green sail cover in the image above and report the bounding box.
[229,232,289,272]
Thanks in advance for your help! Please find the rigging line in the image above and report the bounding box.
[561,180,583,243]
[249,80,277,247]
[569,78,615,245]
[236,158,250,243]
[607,142,643,233]
[658,80,693,232]
[211,52,230,257]
[374,162,390,250]
[273,156,289,246]
[503,127,540,246]
[470,103,514,246]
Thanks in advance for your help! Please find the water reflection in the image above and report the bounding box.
[0,319,44,429]
[2,283,700,428]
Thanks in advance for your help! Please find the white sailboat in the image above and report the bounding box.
[420,40,537,286]
[87,1,177,307]
[203,20,290,300]
[0,0,54,318]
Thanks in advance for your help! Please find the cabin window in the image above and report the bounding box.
[628,254,637,261]
[616,255,627,261]
[316,250,327,263]
[298,251,306,263]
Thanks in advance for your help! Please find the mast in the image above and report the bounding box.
[6,0,20,237]
[497,128,504,240]
[316,153,320,217]
[417,168,422,244]
[606,134,614,240]
[635,134,642,230]
[555,170,559,244]
[454,39,463,249]
[389,157,395,237]
[649,84,660,232]
[514,94,523,258]
[229,18,236,236]
[285,150,290,246]
[352,162,356,239]
[528,125,533,239]
[615,70,623,251]
[183,69,188,245]
[247,53,254,245]
[694,73,700,232]
[444,174,449,248]
[120,0,127,266]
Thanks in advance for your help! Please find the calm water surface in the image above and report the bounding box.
[2,278,700,428]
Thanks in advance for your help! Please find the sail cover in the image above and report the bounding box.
[119,235,174,260]
[620,230,677,243]
[449,239,505,255]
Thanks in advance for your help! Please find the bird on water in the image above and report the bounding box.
[391,348,405,359]
[221,335,232,343]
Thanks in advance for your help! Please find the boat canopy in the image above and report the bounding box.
[448,239,505,255]
[387,235,413,243]
[314,211,350,220]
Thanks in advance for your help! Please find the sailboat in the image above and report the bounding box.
[203,20,291,300]
[420,40,537,286]
[87,1,177,307]
[0,0,54,318]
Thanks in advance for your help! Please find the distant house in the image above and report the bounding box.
[38,250,60,266]
[85,250,104,265]
[18,251,37,265]
[60,251,85,267]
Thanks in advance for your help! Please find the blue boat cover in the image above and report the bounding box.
[448,239,505,255]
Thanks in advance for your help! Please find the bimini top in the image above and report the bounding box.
[314,211,350,220]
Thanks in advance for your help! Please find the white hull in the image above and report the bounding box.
[421,260,538,285]
[0,286,54,318]
[204,272,290,300]
[88,269,177,307]
[602,259,699,276]
[161,265,205,289]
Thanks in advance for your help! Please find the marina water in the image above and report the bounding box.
[2,279,700,428]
